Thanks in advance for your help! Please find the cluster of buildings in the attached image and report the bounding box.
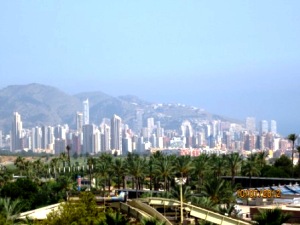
[0,99,296,159]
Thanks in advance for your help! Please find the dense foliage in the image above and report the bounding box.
[0,149,297,224]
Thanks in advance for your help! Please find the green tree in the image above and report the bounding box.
[242,157,260,188]
[99,210,130,225]
[210,154,227,178]
[14,156,26,176]
[127,155,147,197]
[253,207,290,225]
[297,146,300,166]
[274,155,293,177]
[112,158,127,190]
[226,153,242,185]
[287,133,297,177]
[0,178,39,211]
[153,155,174,191]
[201,177,234,205]
[41,192,105,225]
[0,197,23,225]
[193,154,210,191]
[175,155,195,177]
[97,153,113,193]
[50,157,60,180]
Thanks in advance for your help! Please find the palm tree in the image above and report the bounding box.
[149,151,164,190]
[100,210,130,225]
[32,158,46,179]
[14,156,26,176]
[153,155,174,191]
[66,145,71,166]
[171,185,193,202]
[226,153,242,185]
[111,158,127,189]
[87,157,95,190]
[297,146,300,166]
[255,151,268,170]
[288,133,298,177]
[201,177,234,205]
[191,196,217,209]
[50,157,60,179]
[243,159,260,188]
[193,154,210,190]
[127,155,147,197]
[0,197,23,224]
[253,207,290,225]
[97,153,113,193]
[59,152,68,168]
[175,155,195,186]
[96,160,111,194]
[211,155,226,178]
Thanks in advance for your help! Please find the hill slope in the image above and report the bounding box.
[0,83,240,132]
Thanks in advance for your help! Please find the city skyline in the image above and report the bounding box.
[5,108,290,158]
[1,1,300,135]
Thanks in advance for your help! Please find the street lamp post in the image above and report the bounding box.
[175,177,187,224]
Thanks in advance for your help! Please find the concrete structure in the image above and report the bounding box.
[82,124,94,154]
[246,117,256,134]
[11,112,23,151]
[76,112,83,132]
[83,99,89,125]
[111,114,122,154]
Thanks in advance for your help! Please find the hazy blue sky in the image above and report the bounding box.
[1,1,300,135]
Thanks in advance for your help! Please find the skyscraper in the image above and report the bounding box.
[76,112,83,132]
[11,112,23,151]
[134,109,144,134]
[82,124,94,154]
[47,126,55,149]
[147,117,155,134]
[83,99,89,125]
[41,125,48,149]
[270,120,277,134]
[32,126,42,152]
[111,114,122,154]
[260,120,269,134]
[246,117,256,133]
[100,123,110,151]
[181,120,193,148]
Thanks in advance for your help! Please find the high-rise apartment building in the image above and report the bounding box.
[32,126,42,152]
[47,126,55,150]
[260,120,269,134]
[100,123,110,151]
[11,112,23,151]
[270,120,277,134]
[54,139,66,155]
[93,128,101,154]
[83,99,89,125]
[181,120,193,148]
[111,114,122,154]
[54,125,66,140]
[134,109,144,134]
[246,117,256,133]
[147,117,155,134]
[41,125,48,149]
[82,124,94,154]
[76,112,83,132]
[72,132,81,155]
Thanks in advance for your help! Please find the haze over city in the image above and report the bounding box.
[1,1,300,135]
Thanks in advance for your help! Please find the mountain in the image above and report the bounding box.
[0,83,82,130]
[0,83,240,132]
